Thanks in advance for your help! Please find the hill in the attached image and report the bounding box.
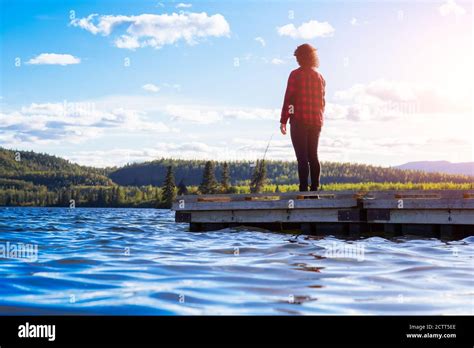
[109,159,474,187]
[394,161,474,176]
[0,147,472,207]
[0,148,113,189]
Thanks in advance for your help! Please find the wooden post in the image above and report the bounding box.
[301,223,312,235]
[190,222,202,232]
[439,225,454,240]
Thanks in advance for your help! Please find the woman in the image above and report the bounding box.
[280,43,326,192]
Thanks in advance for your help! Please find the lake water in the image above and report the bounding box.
[0,207,472,315]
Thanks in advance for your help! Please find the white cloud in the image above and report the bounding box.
[166,105,222,124]
[335,80,417,103]
[70,12,230,49]
[324,103,348,120]
[176,3,192,8]
[350,17,358,26]
[438,0,466,16]
[0,101,170,146]
[65,142,239,167]
[26,53,80,66]
[115,35,140,49]
[223,107,279,121]
[142,83,160,93]
[271,58,285,65]
[164,104,279,124]
[277,20,335,39]
[333,79,470,121]
[255,36,266,46]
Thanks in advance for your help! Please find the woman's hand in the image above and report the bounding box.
[280,123,287,135]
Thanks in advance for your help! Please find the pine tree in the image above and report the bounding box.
[199,161,218,194]
[221,162,231,193]
[87,190,95,206]
[177,178,188,195]
[116,187,126,206]
[111,187,117,206]
[97,188,106,206]
[74,188,82,206]
[162,166,176,208]
[154,187,161,205]
[250,160,267,193]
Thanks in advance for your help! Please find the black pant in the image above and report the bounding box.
[290,122,321,192]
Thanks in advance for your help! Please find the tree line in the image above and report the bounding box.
[109,158,473,186]
[1,147,473,209]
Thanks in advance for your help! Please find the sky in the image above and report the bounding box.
[0,0,472,168]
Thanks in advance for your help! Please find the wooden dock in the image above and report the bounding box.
[172,190,474,239]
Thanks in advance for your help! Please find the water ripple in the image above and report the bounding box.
[0,207,473,315]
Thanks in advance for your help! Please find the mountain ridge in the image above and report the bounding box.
[394,161,474,176]
[1,147,473,189]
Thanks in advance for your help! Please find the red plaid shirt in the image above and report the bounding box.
[280,67,326,126]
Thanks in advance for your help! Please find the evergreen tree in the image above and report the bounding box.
[199,161,219,194]
[97,188,106,206]
[177,178,188,195]
[221,162,231,193]
[250,160,267,193]
[116,186,126,205]
[87,190,95,206]
[111,187,117,206]
[154,187,161,206]
[162,166,176,208]
[74,188,82,206]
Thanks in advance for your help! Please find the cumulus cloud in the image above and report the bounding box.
[142,83,160,92]
[255,36,266,46]
[65,139,279,167]
[277,20,335,39]
[271,58,285,65]
[438,0,466,16]
[165,104,279,124]
[166,105,222,124]
[324,103,349,120]
[0,101,170,146]
[176,3,192,8]
[70,12,230,49]
[26,53,80,65]
[332,79,470,121]
[66,143,217,167]
[66,134,468,168]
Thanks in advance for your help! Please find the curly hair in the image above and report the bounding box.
[294,43,319,69]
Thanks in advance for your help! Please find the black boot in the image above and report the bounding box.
[299,184,308,192]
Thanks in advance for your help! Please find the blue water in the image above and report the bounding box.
[0,207,472,315]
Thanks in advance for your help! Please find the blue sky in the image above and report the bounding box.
[0,0,472,167]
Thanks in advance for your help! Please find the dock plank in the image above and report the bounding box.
[188,208,343,223]
[173,198,358,211]
[387,209,474,225]
[172,190,474,236]
[362,198,474,209]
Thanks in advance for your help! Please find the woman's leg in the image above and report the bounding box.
[307,126,321,191]
[290,122,309,191]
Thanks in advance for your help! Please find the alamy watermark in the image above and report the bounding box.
[0,241,38,262]
[60,99,96,117]
[324,242,365,261]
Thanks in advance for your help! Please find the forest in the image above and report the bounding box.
[1,147,473,208]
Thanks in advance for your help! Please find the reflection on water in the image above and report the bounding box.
[0,207,472,315]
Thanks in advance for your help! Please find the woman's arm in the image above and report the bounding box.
[280,71,297,128]
[321,75,326,113]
